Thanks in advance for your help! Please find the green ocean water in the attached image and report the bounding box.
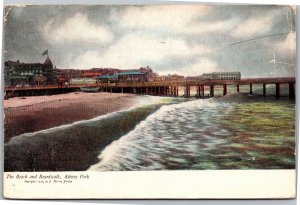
[88,95,296,171]
[217,100,295,169]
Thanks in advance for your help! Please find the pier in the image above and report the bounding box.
[5,77,296,99]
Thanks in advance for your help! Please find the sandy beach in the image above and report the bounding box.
[4,92,162,171]
[4,92,138,142]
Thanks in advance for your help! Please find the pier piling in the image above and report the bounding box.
[197,86,200,98]
[223,84,227,96]
[276,83,280,98]
[263,84,266,97]
[210,85,214,97]
[185,85,190,98]
[289,83,295,99]
[200,85,204,98]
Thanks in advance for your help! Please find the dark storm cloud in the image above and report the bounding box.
[4,5,117,66]
[4,4,296,77]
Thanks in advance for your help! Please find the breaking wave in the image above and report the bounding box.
[89,99,234,171]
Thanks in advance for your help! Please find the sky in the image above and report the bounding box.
[4,4,296,77]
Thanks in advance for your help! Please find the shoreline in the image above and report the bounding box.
[4,100,163,171]
[4,92,295,171]
[4,92,139,142]
[5,92,294,142]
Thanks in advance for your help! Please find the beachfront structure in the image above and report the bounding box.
[203,72,241,80]
[118,71,147,82]
[69,78,97,85]
[155,74,185,82]
[97,74,119,83]
[138,66,158,82]
[97,71,147,83]
[4,56,55,86]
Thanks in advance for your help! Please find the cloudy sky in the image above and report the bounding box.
[4,4,296,77]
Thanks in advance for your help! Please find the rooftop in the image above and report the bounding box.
[204,72,241,74]
[98,71,145,79]
[98,74,119,79]
[118,71,145,75]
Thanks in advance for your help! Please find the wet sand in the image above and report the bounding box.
[4,92,138,142]
[4,92,161,171]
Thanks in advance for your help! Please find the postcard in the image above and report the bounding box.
[3,3,296,199]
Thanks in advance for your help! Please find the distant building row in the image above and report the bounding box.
[65,66,160,85]
[4,57,241,87]
[4,58,171,86]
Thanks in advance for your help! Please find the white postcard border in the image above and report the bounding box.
[3,169,296,199]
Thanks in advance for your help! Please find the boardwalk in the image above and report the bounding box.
[5,77,296,99]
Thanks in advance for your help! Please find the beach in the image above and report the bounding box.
[4,92,169,171]
[4,92,139,142]
[4,92,295,171]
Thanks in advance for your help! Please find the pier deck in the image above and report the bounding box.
[5,77,296,99]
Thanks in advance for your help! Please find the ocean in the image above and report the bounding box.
[5,94,295,171]
[89,96,295,171]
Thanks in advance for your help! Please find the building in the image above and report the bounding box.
[155,74,185,82]
[69,77,97,85]
[4,56,55,86]
[137,66,157,82]
[117,71,147,82]
[202,72,241,80]
[97,71,147,83]
[80,70,102,78]
[43,56,55,83]
[185,75,203,81]
[97,74,119,83]
[91,68,120,75]
[55,69,82,85]
[56,68,122,84]
[56,66,157,84]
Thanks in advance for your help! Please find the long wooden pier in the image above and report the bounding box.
[4,77,296,99]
